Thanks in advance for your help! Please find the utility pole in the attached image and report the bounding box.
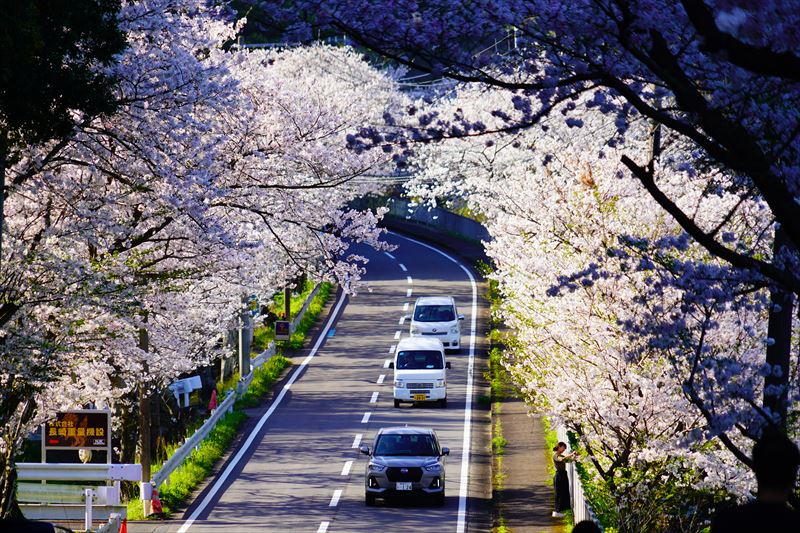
[284,287,291,326]
[138,326,152,516]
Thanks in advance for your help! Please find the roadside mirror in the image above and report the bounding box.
[359,446,370,456]
[388,362,394,369]
[458,314,465,321]
[445,362,451,369]
[441,447,450,456]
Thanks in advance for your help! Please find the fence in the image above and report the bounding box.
[556,424,603,529]
[151,283,324,489]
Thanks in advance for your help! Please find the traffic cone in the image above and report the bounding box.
[120,518,127,533]
[151,486,163,515]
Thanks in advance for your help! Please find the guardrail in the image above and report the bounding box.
[150,283,325,489]
[555,424,603,529]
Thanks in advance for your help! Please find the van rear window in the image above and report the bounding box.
[396,350,444,369]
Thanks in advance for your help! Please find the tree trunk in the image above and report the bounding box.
[764,226,794,426]
[138,327,152,516]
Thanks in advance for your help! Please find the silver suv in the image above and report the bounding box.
[361,426,449,506]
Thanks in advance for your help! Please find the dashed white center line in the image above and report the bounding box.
[399,263,408,272]
[377,374,385,384]
[394,330,401,339]
[352,434,363,448]
[318,522,329,533]
[370,392,379,403]
[388,344,396,354]
[341,461,353,476]
[399,316,406,325]
[403,302,409,311]
[384,359,391,368]
[407,288,413,297]
[384,252,396,260]
[407,276,413,284]
[361,412,371,423]
[329,490,342,507]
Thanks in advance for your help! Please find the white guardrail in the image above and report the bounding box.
[555,424,604,529]
[151,283,325,488]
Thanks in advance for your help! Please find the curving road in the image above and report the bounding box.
[137,232,490,533]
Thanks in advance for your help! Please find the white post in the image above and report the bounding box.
[84,488,94,531]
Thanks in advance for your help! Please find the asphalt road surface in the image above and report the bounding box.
[140,232,489,533]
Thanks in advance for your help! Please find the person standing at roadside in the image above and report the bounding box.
[552,441,578,518]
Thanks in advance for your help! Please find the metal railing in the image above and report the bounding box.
[151,283,325,488]
[555,424,603,529]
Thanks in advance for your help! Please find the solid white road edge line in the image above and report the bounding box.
[176,290,349,533]
[341,461,353,476]
[389,232,477,533]
[377,374,385,384]
[370,392,379,403]
[361,412,371,423]
[352,434,363,448]
[399,263,408,272]
[317,521,329,533]
[329,489,342,507]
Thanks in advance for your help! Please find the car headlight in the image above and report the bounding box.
[369,462,388,472]
[435,379,446,388]
[424,462,442,471]
[394,380,404,388]
[450,326,459,335]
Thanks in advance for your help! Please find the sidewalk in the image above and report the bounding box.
[499,398,565,533]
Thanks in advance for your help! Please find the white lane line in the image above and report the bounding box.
[407,288,413,297]
[384,359,391,368]
[341,461,353,476]
[352,434,363,448]
[177,290,348,533]
[406,276,413,284]
[388,344,396,354]
[399,316,406,325]
[403,302,409,311]
[318,522,329,533]
[329,490,342,507]
[399,263,408,272]
[384,252,396,260]
[377,374,385,384]
[389,232,477,533]
[394,330,401,339]
[361,412,371,423]
[370,392,379,403]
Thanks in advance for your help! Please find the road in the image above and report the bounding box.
[135,231,490,533]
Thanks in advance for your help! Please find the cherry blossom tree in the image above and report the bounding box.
[1,1,400,515]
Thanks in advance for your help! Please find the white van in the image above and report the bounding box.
[390,337,450,408]
[408,296,464,352]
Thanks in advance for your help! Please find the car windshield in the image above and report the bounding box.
[374,434,439,456]
[396,350,444,370]
[413,304,455,322]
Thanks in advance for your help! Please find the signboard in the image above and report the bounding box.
[274,320,291,341]
[43,410,111,451]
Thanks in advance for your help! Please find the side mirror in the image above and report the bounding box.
[458,314,465,321]
[388,361,394,369]
[441,447,450,456]
[445,361,451,369]
[403,314,412,320]
[359,446,370,456]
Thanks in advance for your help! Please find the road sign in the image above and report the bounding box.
[43,410,111,451]
[274,320,290,341]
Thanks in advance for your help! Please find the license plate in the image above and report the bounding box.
[396,482,412,491]
[413,393,427,401]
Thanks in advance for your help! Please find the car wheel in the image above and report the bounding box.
[434,490,445,507]
[394,399,401,408]
[439,398,447,408]
[366,492,377,506]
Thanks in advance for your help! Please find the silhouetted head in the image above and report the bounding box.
[572,520,601,533]
[753,426,800,492]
